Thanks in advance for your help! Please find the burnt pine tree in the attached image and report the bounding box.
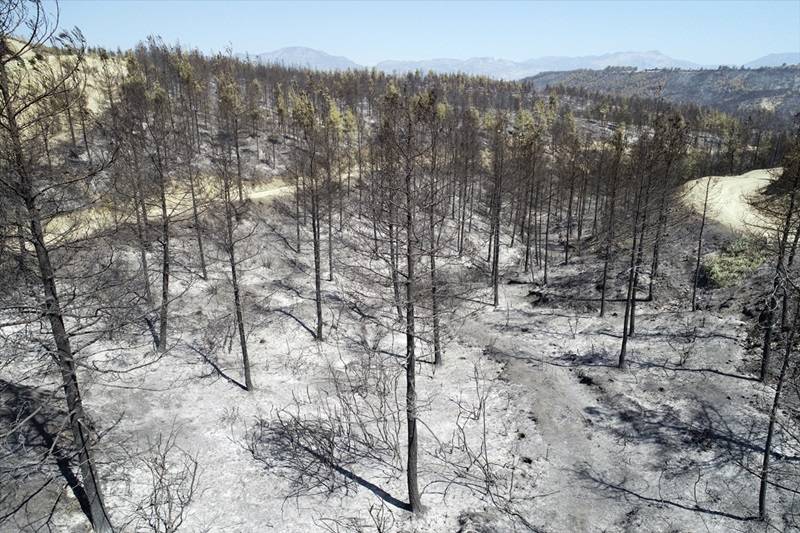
[423,93,448,366]
[691,176,713,311]
[618,133,650,368]
[144,81,174,353]
[378,82,431,513]
[0,5,114,531]
[216,141,255,390]
[759,296,799,520]
[759,142,800,382]
[290,89,325,340]
[488,111,509,307]
[599,128,626,317]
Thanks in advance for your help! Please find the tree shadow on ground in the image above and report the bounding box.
[635,359,759,382]
[574,465,760,522]
[579,394,800,523]
[247,410,410,512]
[0,380,93,524]
[186,344,248,390]
[548,350,759,382]
[587,396,800,467]
[273,308,318,339]
[315,448,411,511]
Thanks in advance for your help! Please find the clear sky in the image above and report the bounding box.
[52,0,800,66]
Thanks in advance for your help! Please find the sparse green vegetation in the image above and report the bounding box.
[702,237,766,287]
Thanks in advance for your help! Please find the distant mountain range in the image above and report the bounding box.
[744,52,800,68]
[526,66,800,123]
[243,46,360,71]
[244,47,800,79]
[377,51,703,78]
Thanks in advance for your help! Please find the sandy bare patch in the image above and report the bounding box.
[682,168,781,234]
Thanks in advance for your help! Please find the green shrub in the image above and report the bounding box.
[702,238,766,288]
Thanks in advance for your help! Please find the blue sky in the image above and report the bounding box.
[53,0,800,65]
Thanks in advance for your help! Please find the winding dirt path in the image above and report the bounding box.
[44,178,293,243]
[460,305,635,532]
[682,168,780,234]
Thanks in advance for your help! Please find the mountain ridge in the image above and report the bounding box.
[244,46,800,78]
[525,66,800,124]
[246,46,360,71]
[744,52,800,68]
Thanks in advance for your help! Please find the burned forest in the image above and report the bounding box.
[2,1,800,532]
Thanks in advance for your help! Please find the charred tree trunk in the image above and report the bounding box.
[311,173,324,341]
[761,170,799,381]
[491,162,503,307]
[1,59,114,532]
[758,299,797,520]
[132,183,153,305]
[155,153,170,353]
[619,175,644,369]
[327,164,334,282]
[648,173,671,300]
[222,158,253,390]
[188,169,207,280]
[599,149,621,318]
[429,140,442,366]
[404,164,422,513]
[233,117,243,202]
[565,173,574,264]
[629,173,651,337]
[692,177,711,311]
[543,176,553,285]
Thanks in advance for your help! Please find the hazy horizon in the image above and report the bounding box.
[54,0,800,66]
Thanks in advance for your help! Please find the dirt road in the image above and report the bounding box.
[44,178,293,243]
[682,168,780,234]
